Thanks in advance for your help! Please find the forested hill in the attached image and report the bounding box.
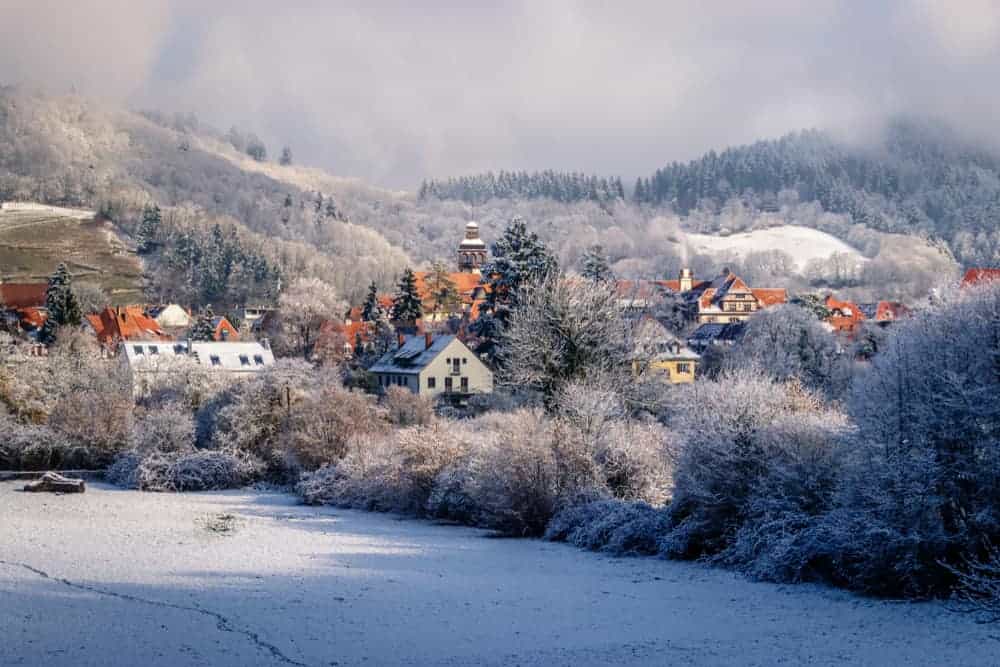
[419,171,625,205]
[633,119,1000,266]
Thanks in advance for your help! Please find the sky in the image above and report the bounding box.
[2,1,1000,188]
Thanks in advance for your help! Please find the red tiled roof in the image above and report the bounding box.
[212,317,239,341]
[15,307,47,329]
[961,268,1000,287]
[824,295,865,338]
[751,288,788,307]
[0,283,47,309]
[86,306,172,344]
[875,301,909,322]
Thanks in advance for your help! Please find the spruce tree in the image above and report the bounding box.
[188,305,217,341]
[581,244,613,283]
[391,269,423,325]
[136,204,161,255]
[361,281,381,322]
[39,263,82,344]
[425,261,462,317]
[472,216,557,362]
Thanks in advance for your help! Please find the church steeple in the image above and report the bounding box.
[457,221,487,273]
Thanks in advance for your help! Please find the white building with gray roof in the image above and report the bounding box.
[370,333,493,397]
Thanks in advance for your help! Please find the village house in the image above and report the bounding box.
[120,339,275,395]
[633,318,699,384]
[0,282,48,335]
[825,295,866,338]
[86,306,171,348]
[370,333,493,398]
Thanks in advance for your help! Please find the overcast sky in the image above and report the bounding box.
[2,1,1000,188]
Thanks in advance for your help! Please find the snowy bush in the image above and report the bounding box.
[462,411,602,535]
[107,449,263,492]
[130,402,196,453]
[660,370,845,561]
[0,414,103,470]
[383,385,435,426]
[545,500,668,555]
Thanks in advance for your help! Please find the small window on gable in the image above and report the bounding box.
[462,357,467,364]
[253,354,264,365]
[427,376,436,389]
[210,355,221,367]
[133,345,144,355]
[239,354,250,367]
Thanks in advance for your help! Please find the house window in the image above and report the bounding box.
[210,355,221,367]
[428,376,436,389]
[451,358,460,375]
[238,354,250,367]
[133,345,144,355]
[677,362,692,373]
[173,344,186,354]
[445,377,453,391]
[253,355,264,365]
[461,377,469,392]
[461,357,467,364]
[148,345,159,355]
[730,317,740,323]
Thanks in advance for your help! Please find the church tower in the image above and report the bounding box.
[457,221,487,273]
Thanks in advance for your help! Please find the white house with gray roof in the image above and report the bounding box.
[120,340,275,395]
[370,333,493,397]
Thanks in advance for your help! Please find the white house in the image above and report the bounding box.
[120,340,275,395]
[369,333,493,397]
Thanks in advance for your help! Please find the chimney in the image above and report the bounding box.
[679,267,693,292]
[397,332,406,348]
[425,332,433,349]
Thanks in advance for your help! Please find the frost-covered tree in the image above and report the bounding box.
[817,282,1000,596]
[391,268,423,325]
[135,204,161,255]
[724,304,848,397]
[424,261,462,318]
[38,263,82,345]
[499,274,633,403]
[188,305,217,341]
[580,244,613,282]
[276,277,345,358]
[473,217,557,361]
[279,146,293,166]
[360,281,382,322]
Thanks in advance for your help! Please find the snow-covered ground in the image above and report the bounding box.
[1,482,995,666]
[682,225,865,271]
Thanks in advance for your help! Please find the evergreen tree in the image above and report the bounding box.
[39,263,82,344]
[425,261,462,317]
[391,269,423,325]
[473,216,557,362]
[136,204,161,255]
[361,281,382,322]
[580,244,613,282]
[188,305,217,341]
[279,146,293,166]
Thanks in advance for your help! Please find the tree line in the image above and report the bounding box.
[419,170,626,205]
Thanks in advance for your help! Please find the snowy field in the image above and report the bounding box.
[682,225,865,271]
[1,482,996,667]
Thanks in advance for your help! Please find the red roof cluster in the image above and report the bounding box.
[962,268,1000,287]
[0,283,47,309]
[86,306,171,345]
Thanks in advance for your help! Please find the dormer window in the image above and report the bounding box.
[210,355,221,367]
[148,346,159,355]
[238,354,250,367]
[133,345,144,355]
[253,354,264,365]
[174,344,186,354]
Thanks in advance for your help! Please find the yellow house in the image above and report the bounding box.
[632,318,700,384]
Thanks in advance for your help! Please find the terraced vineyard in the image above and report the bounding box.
[0,204,143,303]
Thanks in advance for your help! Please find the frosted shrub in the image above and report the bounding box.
[384,386,435,426]
[463,410,602,535]
[0,417,90,470]
[545,500,668,555]
[107,449,263,491]
[597,420,672,505]
[660,370,840,560]
[130,402,196,454]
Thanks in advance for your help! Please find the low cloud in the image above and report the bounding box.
[2,1,1000,187]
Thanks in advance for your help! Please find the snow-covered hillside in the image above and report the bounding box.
[681,225,865,272]
[1,483,994,666]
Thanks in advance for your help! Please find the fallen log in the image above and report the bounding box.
[23,472,86,494]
